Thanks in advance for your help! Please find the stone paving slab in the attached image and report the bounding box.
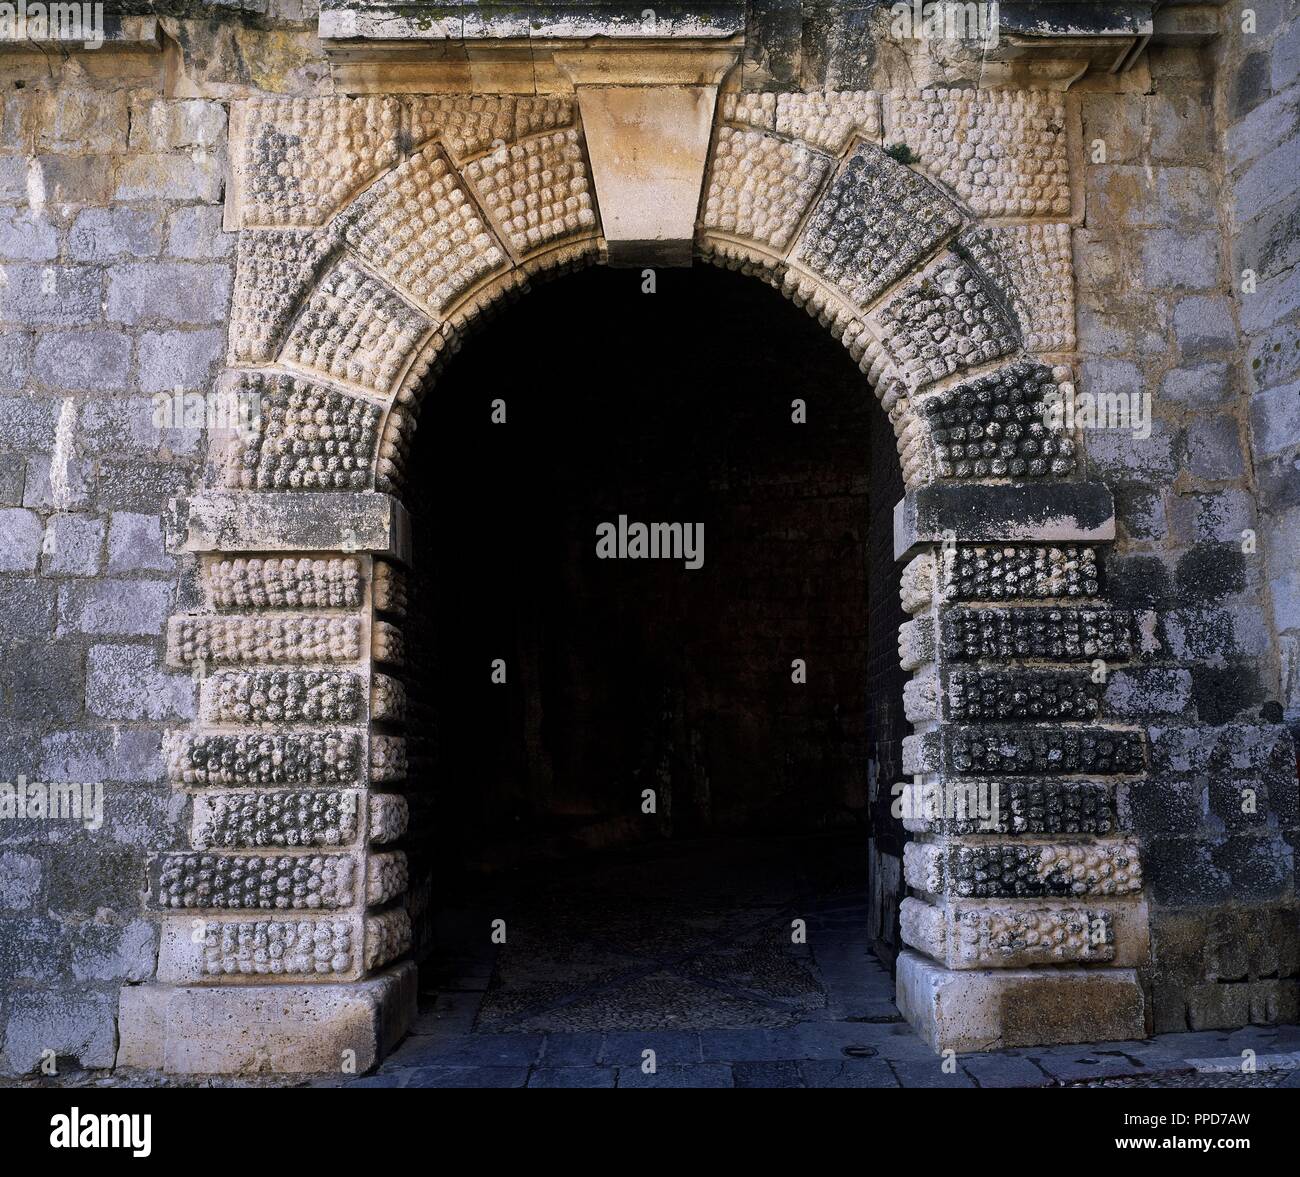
[615,1064,734,1088]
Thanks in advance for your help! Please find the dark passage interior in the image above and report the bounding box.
[396,266,909,1029]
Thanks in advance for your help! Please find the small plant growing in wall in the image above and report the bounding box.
[884,142,919,164]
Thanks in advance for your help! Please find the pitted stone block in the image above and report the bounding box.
[900,552,936,614]
[365,909,412,970]
[903,668,939,722]
[515,96,574,140]
[192,790,362,850]
[886,89,1070,218]
[948,669,1101,722]
[151,852,357,910]
[229,229,340,366]
[959,224,1075,353]
[168,616,363,668]
[922,362,1076,480]
[223,373,382,492]
[903,778,1118,836]
[721,91,776,130]
[233,97,402,229]
[341,143,507,315]
[703,127,831,253]
[794,142,962,309]
[365,851,408,905]
[899,616,936,671]
[203,556,364,611]
[943,544,1100,603]
[901,897,1116,968]
[370,673,407,723]
[283,258,431,395]
[201,669,365,726]
[370,735,408,783]
[944,727,1146,776]
[941,607,1138,663]
[775,91,881,154]
[368,793,408,844]
[463,130,596,257]
[406,94,515,160]
[182,917,360,980]
[372,621,405,667]
[165,731,362,787]
[906,840,1142,898]
[373,560,408,617]
[874,254,1019,391]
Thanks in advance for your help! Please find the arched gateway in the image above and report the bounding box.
[122,33,1164,1073]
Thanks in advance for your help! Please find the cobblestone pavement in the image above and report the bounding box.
[320,835,1300,1089]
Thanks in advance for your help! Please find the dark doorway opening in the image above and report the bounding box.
[396,265,908,1032]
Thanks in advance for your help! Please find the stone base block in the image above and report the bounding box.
[896,950,1146,1053]
[116,963,417,1075]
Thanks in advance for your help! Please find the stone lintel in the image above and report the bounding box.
[172,491,412,564]
[896,950,1147,1053]
[117,964,417,1074]
[0,15,160,54]
[894,482,1115,562]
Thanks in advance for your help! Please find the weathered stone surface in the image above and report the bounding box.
[940,607,1140,663]
[904,840,1142,899]
[192,790,362,850]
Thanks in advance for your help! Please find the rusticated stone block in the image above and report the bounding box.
[703,127,831,252]
[943,726,1145,775]
[164,731,362,786]
[370,735,408,783]
[368,793,409,844]
[283,258,431,395]
[224,374,381,493]
[203,556,364,611]
[921,362,1076,480]
[342,143,507,315]
[167,616,363,667]
[150,852,357,910]
[944,544,1100,603]
[370,672,407,722]
[901,897,1117,967]
[886,89,1070,218]
[372,620,404,667]
[875,255,1019,391]
[365,851,408,905]
[373,560,408,617]
[959,223,1075,353]
[202,669,365,725]
[365,909,412,970]
[948,669,1101,722]
[228,228,339,366]
[794,142,962,308]
[204,918,357,978]
[940,607,1138,663]
[463,129,596,256]
[899,552,935,613]
[903,779,1117,836]
[899,616,935,670]
[906,840,1142,898]
[192,790,362,850]
[406,94,513,160]
[776,91,881,153]
[232,96,401,229]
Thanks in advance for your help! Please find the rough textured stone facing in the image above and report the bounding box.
[164,731,362,786]
[228,228,340,366]
[192,790,362,850]
[901,897,1116,967]
[905,840,1143,898]
[794,142,962,308]
[201,669,365,725]
[948,669,1102,722]
[921,362,1076,480]
[463,129,596,256]
[283,259,431,395]
[341,143,506,316]
[151,853,357,910]
[223,374,381,492]
[940,608,1138,663]
[940,727,1145,775]
[368,793,409,845]
[959,223,1076,352]
[233,96,401,229]
[875,257,1020,391]
[198,918,358,978]
[908,779,1118,837]
[167,616,363,667]
[703,127,831,253]
[943,544,1100,603]
[203,556,364,611]
[886,89,1071,218]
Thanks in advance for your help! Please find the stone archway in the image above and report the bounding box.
[120,68,1156,1073]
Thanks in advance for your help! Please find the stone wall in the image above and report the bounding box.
[0,3,1296,1073]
